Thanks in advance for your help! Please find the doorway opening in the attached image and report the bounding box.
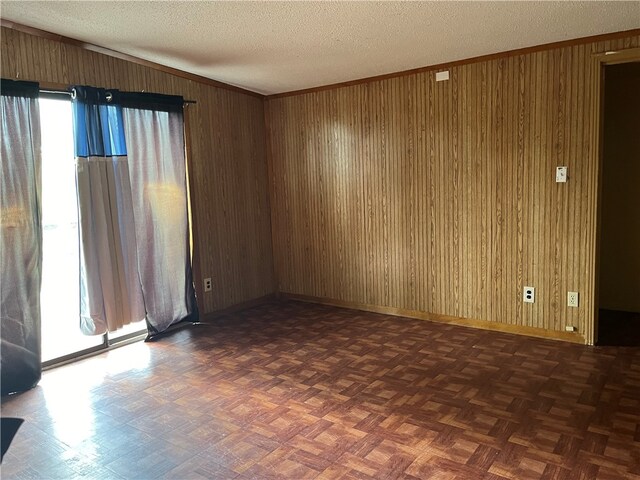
[596,61,640,346]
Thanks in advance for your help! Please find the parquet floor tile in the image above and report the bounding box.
[2,300,639,479]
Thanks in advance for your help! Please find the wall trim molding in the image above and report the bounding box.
[282,293,587,345]
[267,28,640,99]
[0,19,264,99]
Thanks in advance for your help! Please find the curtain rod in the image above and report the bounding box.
[40,89,71,96]
[39,89,196,105]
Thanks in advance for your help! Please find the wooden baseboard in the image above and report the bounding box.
[281,293,586,344]
[201,294,277,321]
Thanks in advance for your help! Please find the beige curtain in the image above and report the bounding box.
[72,87,145,335]
[123,105,198,335]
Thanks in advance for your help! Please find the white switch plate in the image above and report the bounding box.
[556,166,567,183]
[436,71,450,82]
[523,286,535,303]
[567,291,579,307]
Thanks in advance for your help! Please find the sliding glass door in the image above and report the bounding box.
[39,95,146,365]
[39,96,104,362]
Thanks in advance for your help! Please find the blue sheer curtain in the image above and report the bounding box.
[72,87,145,335]
[72,89,127,158]
[0,79,42,395]
[72,87,198,337]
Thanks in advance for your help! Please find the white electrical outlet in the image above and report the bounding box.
[556,166,567,183]
[567,291,579,307]
[523,286,535,303]
[204,277,212,292]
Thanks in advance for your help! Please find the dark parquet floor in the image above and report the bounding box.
[2,301,639,479]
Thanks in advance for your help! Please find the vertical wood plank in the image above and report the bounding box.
[267,33,639,342]
[1,26,275,315]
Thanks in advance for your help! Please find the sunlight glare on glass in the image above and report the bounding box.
[39,97,104,361]
[40,98,76,227]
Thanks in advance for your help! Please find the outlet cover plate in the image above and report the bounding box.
[204,277,212,292]
[556,166,567,183]
[567,291,579,307]
[523,286,535,303]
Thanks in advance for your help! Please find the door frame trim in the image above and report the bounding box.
[591,48,640,345]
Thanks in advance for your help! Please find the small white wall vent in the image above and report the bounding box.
[435,71,450,82]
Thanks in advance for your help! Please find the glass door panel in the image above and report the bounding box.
[108,319,147,342]
[39,96,104,362]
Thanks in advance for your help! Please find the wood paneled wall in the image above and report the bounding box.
[1,26,276,314]
[267,34,640,344]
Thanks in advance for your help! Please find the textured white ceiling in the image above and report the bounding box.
[1,1,639,95]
